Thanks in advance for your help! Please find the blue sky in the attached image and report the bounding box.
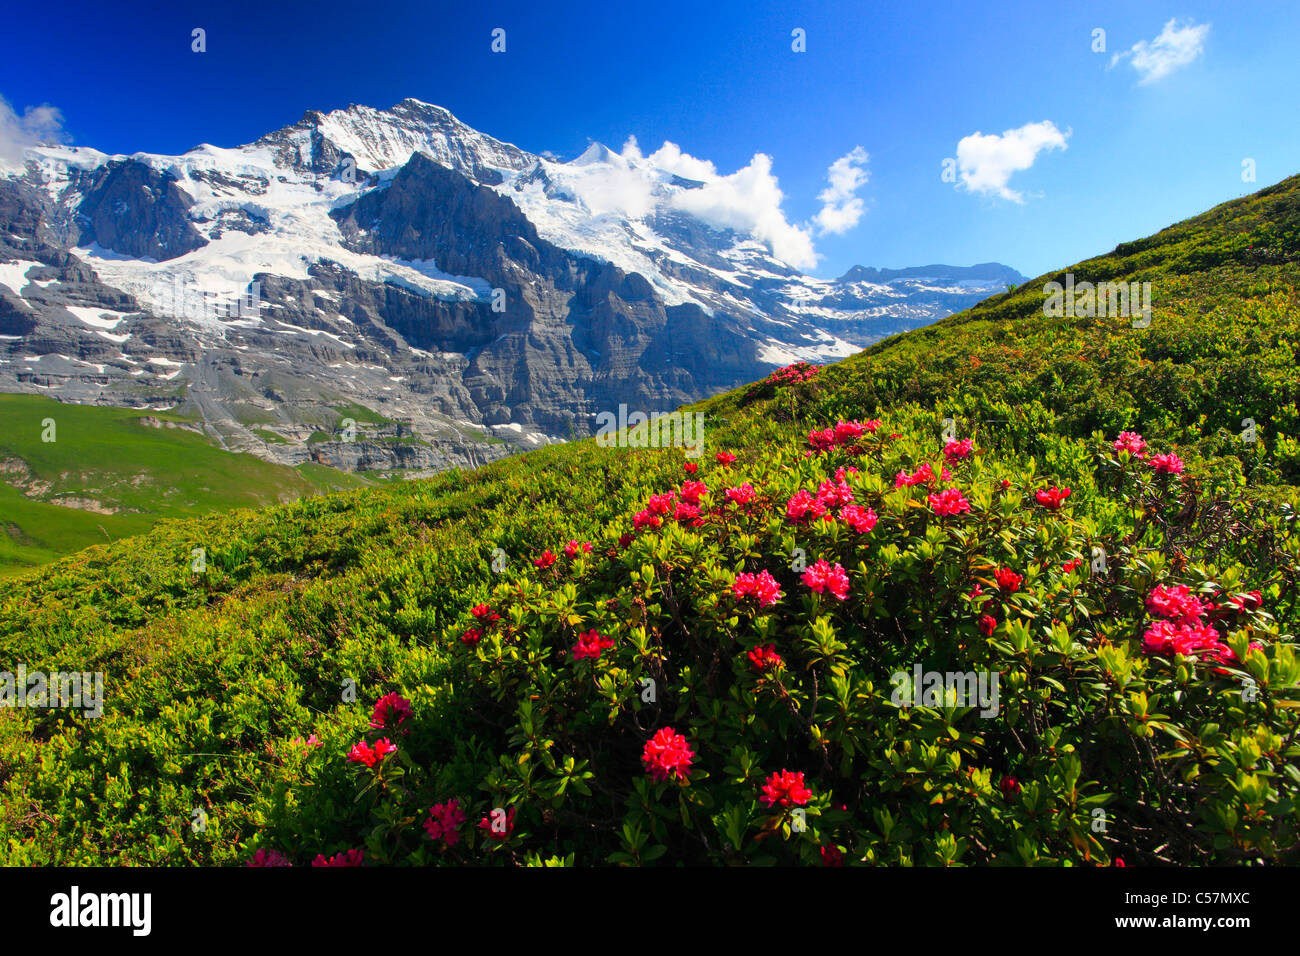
[1,0,1296,279]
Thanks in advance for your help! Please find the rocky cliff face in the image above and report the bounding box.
[0,99,1023,473]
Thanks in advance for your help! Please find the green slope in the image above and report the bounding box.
[0,394,369,575]
[1,177,1298,867]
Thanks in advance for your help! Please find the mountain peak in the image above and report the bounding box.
[837,262,1026,286]
[571,142,620,166]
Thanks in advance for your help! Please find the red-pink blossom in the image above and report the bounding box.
[311,849,365,867]
[802,559,850,600]
[1149,452,1185,475]
[423,799,466,846]
[564,539,593,558]
[1035,486,1072,511]
[820,845,844,867]
[642,727,695,783]
[370,692,413,731]
[944,438,974,462]
[1146,584,1208,625]
[247,848,291,867]
[479,806,517,842]
[760,770,812,808]
[733,569,784,608]
[816,479,854,509]
[994,568,1023,594]
[839,503,878,534]
[747,643,784,672]
[785,489,828,524]
[572,629,615,661]
[679,480,708,505]
[347,738,397,768]
[833,420,866,445]
[928,488,970,516]
[724,483,756,506]
[715,451,737,466]
[1113,431,1147,457]
[807,428,836,453]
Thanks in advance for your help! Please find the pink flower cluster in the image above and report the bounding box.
[808,419,879,453]
[423,799,466,846]
[1112,431,1185,474]
[1145,584,1209,625]
[896,462,952,488]
[1113,431,1147,457]
[767,362,819,386]
[464,602,502,645]
[572,628,615,660]
[747,643,784,672]
[634,490,678,531]
[642,727,695,783]
[1035,486,1072,511]
[733,570,784,608]
[564,539,593,558]
[928,487,971,517]
[479,807,517,842]
[760,770,812,808]
[246,848,291,867]
[802,560,850,600]
[785,477,875,532]
[312,849,365,867]
[943,438,975,463]
[347,738,397,768]
[370,692,412,732]
[724,483,756,507]
[1141,583,1262,665]
[1149,452,1185,475]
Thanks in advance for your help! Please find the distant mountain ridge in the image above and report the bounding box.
[0,98,1021,471]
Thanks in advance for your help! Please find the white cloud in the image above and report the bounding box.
[813,146,869,235]
[954,120,1069,203]
[0,96,67,168]
[666,151,818,269]
[557,136,819,269]
[643,140,718,182]
[1110,19,1209,85]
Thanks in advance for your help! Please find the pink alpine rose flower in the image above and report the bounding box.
[347,738,397,768]
[802,560,850,600]
[1035,486,1072,511]
[642,727,695,783]
[928,488,970,516]
[724,483,756,506]
[943,438,974,463]
[247,848,292,867]
[1113,431,1147,457]
[572,629,615,661]
[839,503,878,534]
[1149,452,1185,475]
[760,770,813,808]
[370,692,413,731]
[747,643,784,672]
[311,849,365,867]
[733,570,783,608]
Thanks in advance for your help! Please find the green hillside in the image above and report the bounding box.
[0,395,369,575]
[2,177,1299,867]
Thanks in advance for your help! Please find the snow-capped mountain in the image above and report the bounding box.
[0,98,1023,471]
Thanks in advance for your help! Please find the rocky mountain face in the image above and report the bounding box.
[0,99,1023,472]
